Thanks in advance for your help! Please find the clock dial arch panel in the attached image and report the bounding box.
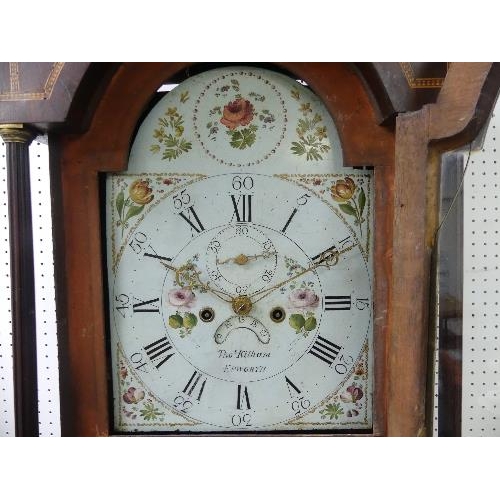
[106,66,374,433]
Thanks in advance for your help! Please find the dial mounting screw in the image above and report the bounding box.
[270,306,286,323]
[199,307,215,322]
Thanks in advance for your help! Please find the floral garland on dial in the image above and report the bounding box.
[206,79,276,150]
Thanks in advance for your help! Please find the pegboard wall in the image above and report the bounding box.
[462,106,500,436]
[0,138,60,437]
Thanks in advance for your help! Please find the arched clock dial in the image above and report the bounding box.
[106,66,373,433]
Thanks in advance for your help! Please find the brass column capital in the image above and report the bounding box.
[0,123,37,144]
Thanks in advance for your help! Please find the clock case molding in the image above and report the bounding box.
[46,62,499,436]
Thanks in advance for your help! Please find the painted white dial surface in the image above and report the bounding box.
[107,66,373,433]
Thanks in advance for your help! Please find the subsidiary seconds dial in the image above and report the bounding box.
[205,224,278,296]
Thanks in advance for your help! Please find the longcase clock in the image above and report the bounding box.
[53,63,396,436]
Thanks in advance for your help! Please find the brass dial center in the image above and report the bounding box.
[234,253,249,265]
[232,295,253,316]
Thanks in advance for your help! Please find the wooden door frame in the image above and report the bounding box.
[388,62,499,436]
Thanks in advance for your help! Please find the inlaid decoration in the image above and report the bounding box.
[0,62,65,101]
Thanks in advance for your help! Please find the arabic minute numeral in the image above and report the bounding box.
[128,231,172,262]
[115,293,130,318]
[129,352,148,373]
[261,269,273,282]
[173,189,191,210]
[355,298,370,310]
[232,175,254,191]
[231,413,252,427]
[173,395,193,414]
[235,225,249,235]
[209,269,222,281]
[333,353,354,375]
[281,192,312,233]
[263,239,273,251]
[208,240,221,254]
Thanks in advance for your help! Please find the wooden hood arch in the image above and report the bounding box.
[52,62,395,436]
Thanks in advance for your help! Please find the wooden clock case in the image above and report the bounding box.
[49,62,498,436]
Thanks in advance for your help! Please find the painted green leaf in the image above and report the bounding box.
[125,204,144,221]
[230,128,256,150]
[321,402,344,420]
[172,116,184,129]
[358,187,366,216]
[297,118,311,134]
[164,134,178,148]
[312,113,322,126]
[291,141,306,156]
[339,203,356,216]
[178,139,192,153]
[150,144,161,154]
[306,148,323,161]
[304,134,320,147]
[163,149,178,161]
[115,190,125,218]
[139,402,163,421]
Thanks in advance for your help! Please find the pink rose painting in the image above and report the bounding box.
[220,98,255,130]
[123,387,145,404]
[168,287,196,309]
[288,289,320,310]
[340,385,364,404]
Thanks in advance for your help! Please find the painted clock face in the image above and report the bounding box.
[106,67,373,433]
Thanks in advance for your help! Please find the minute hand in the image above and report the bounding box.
[248,244,358,304]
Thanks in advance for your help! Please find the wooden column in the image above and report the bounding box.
[388,110,433,436]
[387,63,497,436]
[0,124,39,437]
